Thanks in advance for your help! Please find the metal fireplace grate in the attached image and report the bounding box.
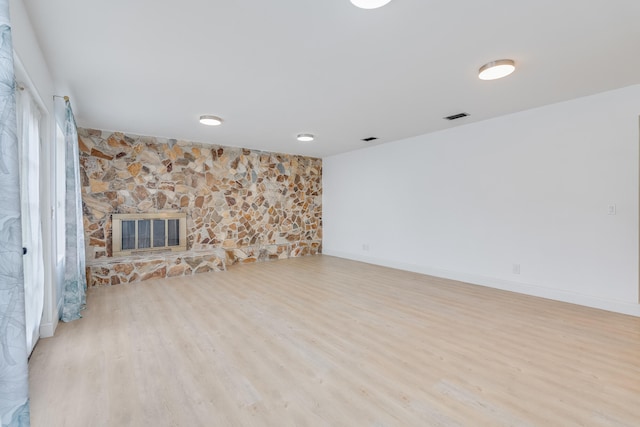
[111,212,187,256]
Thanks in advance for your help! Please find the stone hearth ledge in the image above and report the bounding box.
[86,241,321,286]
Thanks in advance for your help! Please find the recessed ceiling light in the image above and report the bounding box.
[297,133,315,142]
[350,0,392,9]
[199,115,223,126]
[478,59,516,80]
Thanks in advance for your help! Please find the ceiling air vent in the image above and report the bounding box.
[362,137,378,142]
[444,112,469,121]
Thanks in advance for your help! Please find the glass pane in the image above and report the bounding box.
[138,220,151,249]
[168,219,179,246]
[122,220,136,250]
[153,219,165,247]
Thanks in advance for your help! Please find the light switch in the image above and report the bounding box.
[608,204,616,215]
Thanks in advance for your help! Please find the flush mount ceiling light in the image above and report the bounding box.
[297,133,315,142]
[199,115,223,126]
[350,0,392,9]
[478,59,516,80]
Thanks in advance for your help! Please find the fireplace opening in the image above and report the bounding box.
[112,212,187,256]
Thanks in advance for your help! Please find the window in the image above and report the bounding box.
[111,212,186,256]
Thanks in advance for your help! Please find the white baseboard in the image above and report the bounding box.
[39,322,55,338]
[323,250,640,317]
[39,298,62,338]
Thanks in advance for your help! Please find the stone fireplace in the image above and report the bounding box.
[79,128,322,286]
[111,212,187,256]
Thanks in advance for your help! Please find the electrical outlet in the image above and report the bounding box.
[362,243,370,251]
[513,264,521,274]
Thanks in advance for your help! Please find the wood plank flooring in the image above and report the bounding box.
[29,255,640,426]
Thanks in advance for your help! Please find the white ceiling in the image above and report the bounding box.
[22,0,640,158]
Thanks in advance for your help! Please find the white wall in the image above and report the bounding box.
[323,85,640,316]
[10,0,61,336]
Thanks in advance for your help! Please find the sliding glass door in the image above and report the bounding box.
[16,85,45,354]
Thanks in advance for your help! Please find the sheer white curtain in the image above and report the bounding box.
[16,85,44,354]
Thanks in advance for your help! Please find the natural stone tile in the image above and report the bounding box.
[134,185,149,201]
[138,150,161,165]
[90,148,114,160]
[128,162,142,177]
[195,265,212,274]
[107,136,129,149]
[167,265,187,277]
[156,192,167,209]
[89,238,105,247]
[184,258,202,269]
[114,263,135,275]
[159,182,175,191]
[79,137,92,154]
[137,200,153,211]
[141,267,167,281]
[90,179,109,193]
[83,195,112,214]
[135,259,164,271]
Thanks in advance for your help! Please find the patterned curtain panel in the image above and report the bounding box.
[61,100,86,322]
[0,0,31,424]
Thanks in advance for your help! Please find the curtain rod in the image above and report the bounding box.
[53,95,69,101]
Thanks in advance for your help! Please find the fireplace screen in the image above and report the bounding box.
[112,213,186,256]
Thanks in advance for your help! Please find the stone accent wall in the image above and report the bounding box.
[79,128,322,286]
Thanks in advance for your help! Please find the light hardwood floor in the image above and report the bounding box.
[29,255,640,426]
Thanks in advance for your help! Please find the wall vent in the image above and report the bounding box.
[362,137,378,142]
[444,112,469,121]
